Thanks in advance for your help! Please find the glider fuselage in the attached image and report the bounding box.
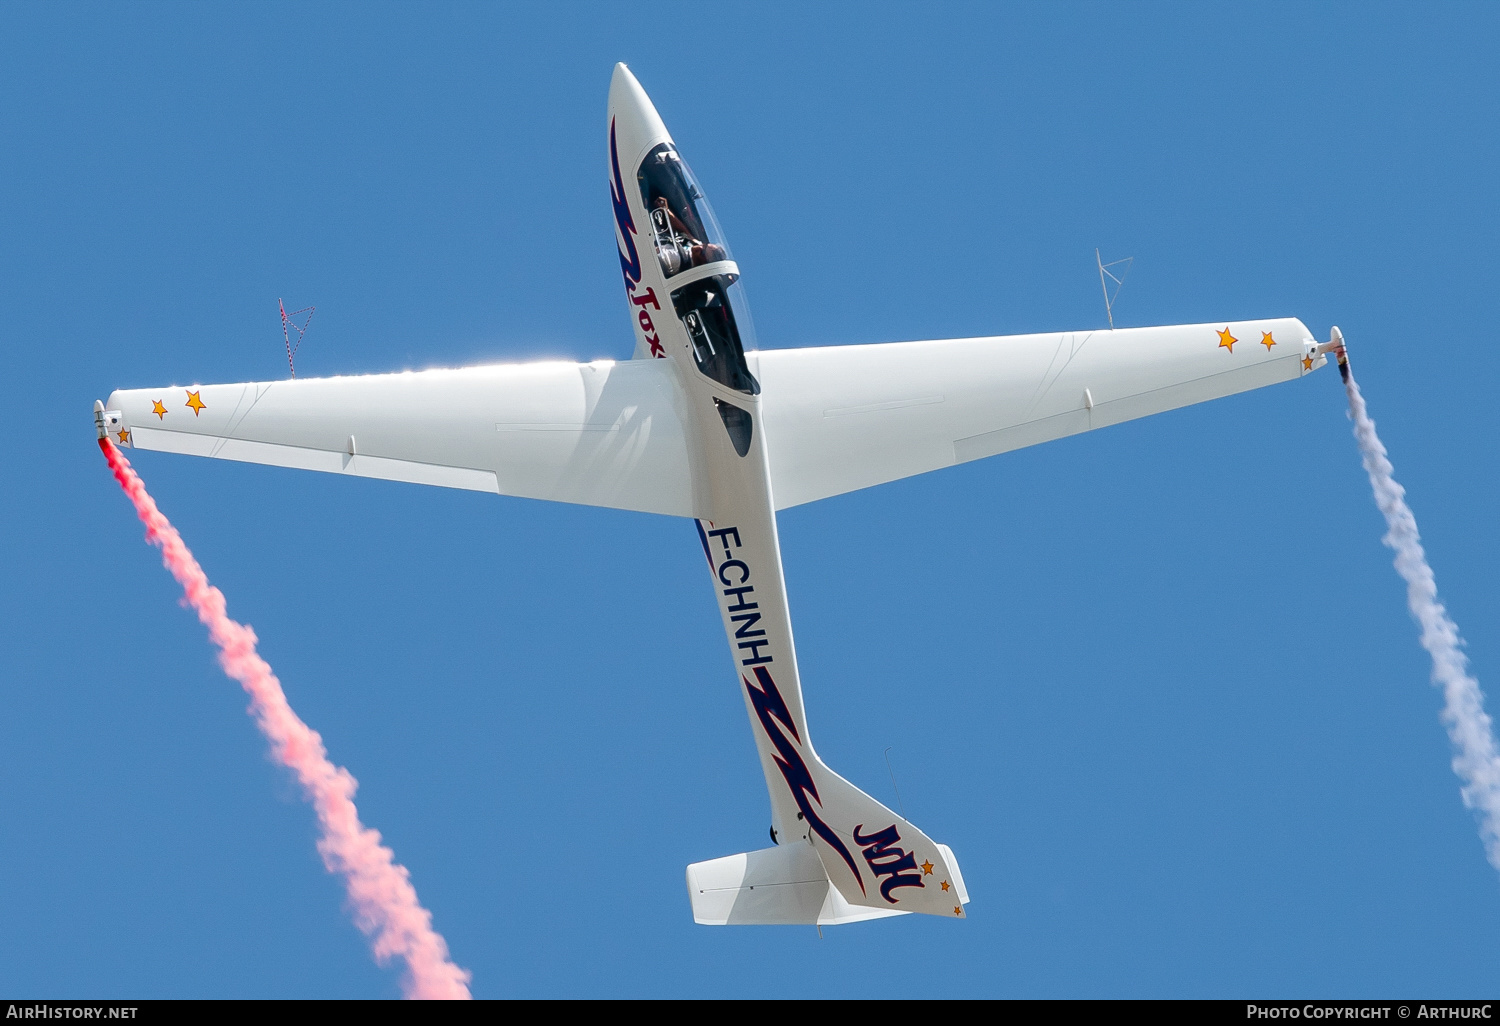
[607,67,819,852]
[605,68,965,920]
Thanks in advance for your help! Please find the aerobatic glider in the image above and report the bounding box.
[96,64,1339,927]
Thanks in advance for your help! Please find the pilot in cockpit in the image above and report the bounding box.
[653,195,725,268]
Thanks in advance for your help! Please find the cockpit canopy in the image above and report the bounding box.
[672,275,759,396]
[638,142,758,397]
[637,143,733,278]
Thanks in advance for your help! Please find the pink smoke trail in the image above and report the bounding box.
[98,438,472,999]
[1344,375,1500,871]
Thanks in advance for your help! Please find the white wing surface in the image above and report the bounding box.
[753,318,1317,509]
[105,359,703,518]
[106,318,1318,518]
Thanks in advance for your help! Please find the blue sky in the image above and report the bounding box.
[3,1,1499,998]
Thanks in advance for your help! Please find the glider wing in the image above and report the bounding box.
[754,318,1318,509]
[104,359,703,518]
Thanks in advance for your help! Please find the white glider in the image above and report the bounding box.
[99,64,1331,927]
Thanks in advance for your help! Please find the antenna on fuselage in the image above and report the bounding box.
[1095,249,1134,330]
[279,299,316,378]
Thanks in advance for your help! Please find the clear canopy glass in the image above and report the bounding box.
[637,143,733,278]
[671,274,759,396]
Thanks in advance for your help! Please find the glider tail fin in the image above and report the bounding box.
[802,762,971,920]
[686,762,970,926]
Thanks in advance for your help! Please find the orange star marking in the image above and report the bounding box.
[185,390,206,416]
[940,880,951,892]
[954,906,964,916]
[1261,331,1276,350]
[921,860,934,875]
[151,399,168,419]
[1302,354,1315,371]
[116,429,130,444]
[1217,327,1237,353]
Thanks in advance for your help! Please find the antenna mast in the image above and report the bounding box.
[280,299,316,378]
[1095,249,1134,330]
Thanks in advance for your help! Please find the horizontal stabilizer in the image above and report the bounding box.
[686,843,907,926]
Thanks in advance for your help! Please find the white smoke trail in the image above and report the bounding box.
[1345,373,1500,869]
